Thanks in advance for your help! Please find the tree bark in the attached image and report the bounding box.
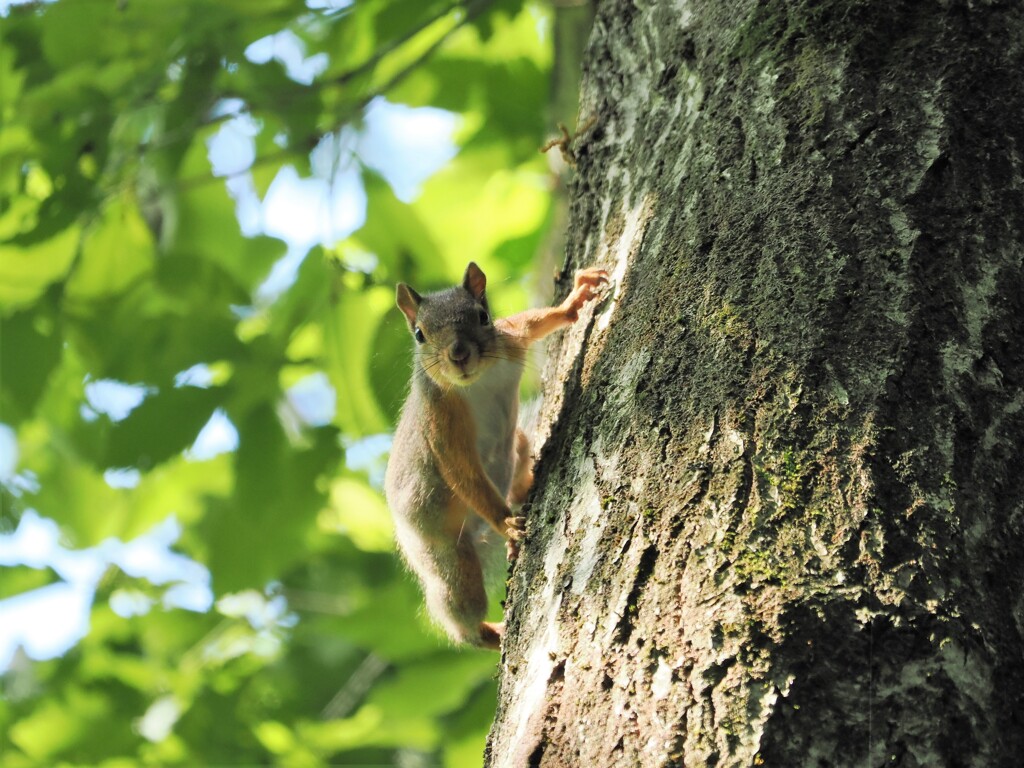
[486,1,1024,766]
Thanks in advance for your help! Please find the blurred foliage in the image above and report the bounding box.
[0,0,557,765]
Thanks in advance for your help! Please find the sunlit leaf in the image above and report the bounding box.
[413,150,550,275]
[9,695,94,762]
[0,565,59,599]
[27,459,132,546]
[130,454,233,533]
[365,652,496,718]
[64,196,156,302]
[321,2,379,79]
[442,681,499,768]
[8,684,136,763]
[299,703,439,752]
[322,477,393,552]
[0,226,80,312]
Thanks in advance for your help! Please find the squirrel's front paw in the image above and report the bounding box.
[563,267,610,320]
[505,516,526,561]
[574,267,610,290]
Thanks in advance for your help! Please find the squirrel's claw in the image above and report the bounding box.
[505,516,526,540]
[505,516,526,562]
[574,267,610,290]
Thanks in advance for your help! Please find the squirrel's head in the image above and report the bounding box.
[396,262,498,387]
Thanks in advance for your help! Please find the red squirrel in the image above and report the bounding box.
[384,262,609,649]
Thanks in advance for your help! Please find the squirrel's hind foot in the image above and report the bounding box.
[480,621,504,650]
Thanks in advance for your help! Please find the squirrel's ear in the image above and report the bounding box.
[396,283,422,329]
[463,262,486,301]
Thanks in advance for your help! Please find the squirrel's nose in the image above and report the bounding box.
[449,340,470,363]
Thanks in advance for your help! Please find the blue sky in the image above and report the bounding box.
[0,23,453,672]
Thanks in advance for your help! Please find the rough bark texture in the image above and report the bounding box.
[486,1,1024,766]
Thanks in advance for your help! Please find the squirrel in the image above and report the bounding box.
[384,262,609,649]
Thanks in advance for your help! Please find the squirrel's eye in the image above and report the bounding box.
[478,310,490,326]
[414,327,425,344]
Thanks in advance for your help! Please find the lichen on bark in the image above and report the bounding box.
[487,1,1024,766]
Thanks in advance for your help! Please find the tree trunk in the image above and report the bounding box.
[486,1,1024,766]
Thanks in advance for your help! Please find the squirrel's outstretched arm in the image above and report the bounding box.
[497,267,609,345]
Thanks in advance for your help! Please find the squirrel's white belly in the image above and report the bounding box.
[462,357,523,496]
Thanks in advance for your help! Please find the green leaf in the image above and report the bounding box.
[0,565,59,599]
[104,385,227,469]
[268,247,333,344]
[323,477,393,552]
[0,303,62,423]
[312,579,448,661]
[298,703,439,753]
[365,652,496,719]
[66,271,246,386]
[321,2,379,79]
[78,645,164,695]
[26,457,132,546]
[0,226,80,312]
[9,691,102,762]
[172,133,284,292]
[0,44,26,107]
[201,406,341,593]
[0,194,40,240]
[64,195,156,302]
[40,2,118,69]
[373,0,452,48]
[442,679,498,768]
[253,720,296,755]
[126,453,233,536]
[216,0,299,15]
[320,285,394,437]
[345,172,445,278]
[369,305,411,426]
[411,148,550,275]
